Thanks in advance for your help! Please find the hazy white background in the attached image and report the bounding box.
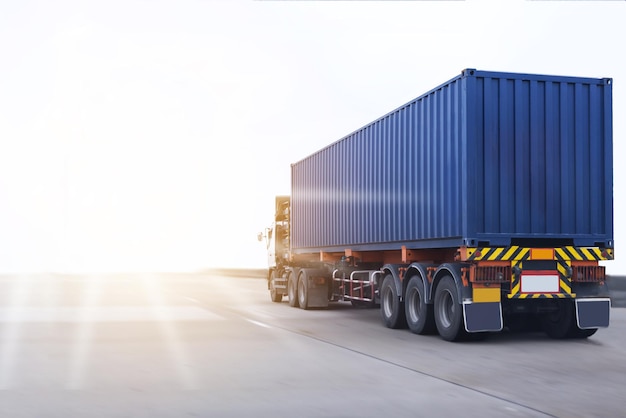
[0,0,623,273]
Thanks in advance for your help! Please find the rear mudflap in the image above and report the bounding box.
[575,298,610,329]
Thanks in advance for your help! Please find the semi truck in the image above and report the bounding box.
[259,69,613,341]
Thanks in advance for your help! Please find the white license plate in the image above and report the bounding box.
[520,274,560,293]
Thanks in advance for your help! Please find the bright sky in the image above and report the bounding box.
[0,0,624,273]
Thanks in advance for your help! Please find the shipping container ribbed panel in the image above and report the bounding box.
[290,69,613,253]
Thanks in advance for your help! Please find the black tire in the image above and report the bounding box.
[566,302,598,339]
[541,299,576,339]
[568,327,598,339]
[434,275,465,341]
[297,272,309,310]
[405,275,436,335]
[505,313,541,333]
[288,274,299,307]
[380,275,406,329]
[269,271,282,303]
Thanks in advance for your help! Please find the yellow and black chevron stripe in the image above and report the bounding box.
[466,246,611,299]
[555,246,613,261]
[507,259,574,299]
[466,246,613,261]
[466,246,529,261]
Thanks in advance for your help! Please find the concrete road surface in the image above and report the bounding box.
[0,273,625,417]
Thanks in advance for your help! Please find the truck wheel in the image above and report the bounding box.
[434,275,465,341]
[288,274,299,308]
[541,300,575,339]
[405,275,436,335]
[380,275,406,329]
[298,272,309,310]
[568,327,598,339]
[505,313,541,333]
[269,271,282,303]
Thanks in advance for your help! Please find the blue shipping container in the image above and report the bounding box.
[291,69,613,254]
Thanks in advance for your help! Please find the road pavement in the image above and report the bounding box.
[1,273,625,417]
